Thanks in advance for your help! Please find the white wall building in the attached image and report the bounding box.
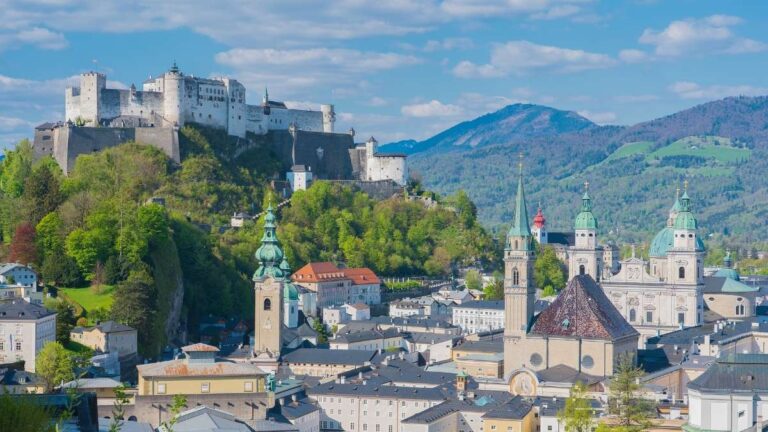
[0,264,37,287]
[65,65,335,138]
[0,300,56,372]
[451,301,504,334]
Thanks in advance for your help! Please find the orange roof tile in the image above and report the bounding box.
[291,262,380,285]
[343,268,381,285]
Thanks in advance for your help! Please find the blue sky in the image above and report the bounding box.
[1,0,767,148]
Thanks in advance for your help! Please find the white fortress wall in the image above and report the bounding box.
[269,107,324,131]
[366,155,407,186]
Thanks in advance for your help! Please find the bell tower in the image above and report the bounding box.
[569,182,602,281]
[504,156,536,378]
[253,204,288,369]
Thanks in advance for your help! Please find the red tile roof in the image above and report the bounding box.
[291,263,380,285]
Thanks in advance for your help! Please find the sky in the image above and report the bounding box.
[1,0,767,148]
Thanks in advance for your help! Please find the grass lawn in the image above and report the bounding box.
[648,136,751,163]
[604,141,653,163]
[64,340,93,355]
[59,286,115,313]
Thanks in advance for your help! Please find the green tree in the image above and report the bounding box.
[22,162,63,225]
[464,270,482,291]
[312,319,329,344]
[53,300,76,344]
[160,394,188,432]
[607,355,654,430]
[483,278,504,300]
[0,393,54,432]
[36,341,74,392]
[36,212,64,259]
[557,381,594,432]
[41,253,83,287]
[534,246,567,296]
[108,384,132,432]
[111,268,156,354]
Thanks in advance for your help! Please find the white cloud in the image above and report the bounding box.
[423,37,474,52]
[214,48,420,97]
[0,116,35,130]
[668,81,768,100]
[367,97,388,107]
[453,41,616,78]
[639,15,766,57]
[14,27,68,50]
[530,5,580,20]
[577,110,617,124]
[401,100,463,117]
[618,49,650,63]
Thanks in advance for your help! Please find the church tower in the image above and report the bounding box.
[569,182,602,281]
[253,204,288,367]
[666,181,705,326]
[532,205,548,244]
[503,158,536,378]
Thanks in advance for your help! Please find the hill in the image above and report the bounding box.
[384,96,768,243]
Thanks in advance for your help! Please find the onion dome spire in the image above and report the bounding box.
[574,181,598,230]
[253,203,287,281]
[533,203,546,229]
[674,180,697,230]
[507,154,531,238]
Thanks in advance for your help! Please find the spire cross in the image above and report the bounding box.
[584,181,589,191]
[684,179,689,191]
[517,153,524,174]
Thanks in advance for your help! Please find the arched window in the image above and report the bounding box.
[678,266,685,279]
[514,240,519,250]
[579,265,585,275]
[263,298,272,311]
[629,309,636,322]
[512,268,519,285]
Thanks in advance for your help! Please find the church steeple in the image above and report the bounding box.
[507,156,532,249]
[574,182,597,230]
[254,204,287,281]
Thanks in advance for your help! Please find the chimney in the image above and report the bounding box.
[292,394,298,403]
[359,371,364,380]
[340,376,346,384]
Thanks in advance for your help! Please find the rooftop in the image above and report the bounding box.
[182,343,221,353]
[308,380,449,400]
[530,275,638,341]
[137,358,266,378]
[72,320,135,335]
[454,300,504,310]
[688,353,768,393]
[291,262,380,285]
[0,300,54,321]
[453,340,503,354]
[331,327,401,344]
[281,348,377,365]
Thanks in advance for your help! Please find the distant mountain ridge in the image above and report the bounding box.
[385,96,768,242]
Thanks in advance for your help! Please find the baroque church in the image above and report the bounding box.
[502,161,638,397]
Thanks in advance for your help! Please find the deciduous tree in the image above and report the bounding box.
[9,223,37,265]
[558,381,594,432]
[35,342,74,392]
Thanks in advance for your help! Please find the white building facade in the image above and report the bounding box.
[0,301,56,372]
[451,301,504,334]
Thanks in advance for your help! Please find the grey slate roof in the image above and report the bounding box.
[401,391,514,424]
[530,275,638,340]
[370,316,457,329]
[281,348,377,365]
[481,396,534,420]
[375,360,457,385]
[72,320,135,335]
[547,232,575,246]
[647,317,768,348]
[0,368,40,386]
[688,354,768,393]
[163,406,255,431]
[454,300,504,310]
[453,340,503,354]
[0,300,54,321]
[308,381,449,400]
[275,398,320,419]
[405,332,459,345]
[332,327,401,344]
[535,365,602,385]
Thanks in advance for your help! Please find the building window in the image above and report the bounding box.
[264,299,272,310]
[579,265,585,275]
[629,309,636,322]
[677,312,685,324]
[0,342,3,351]
[157,383,166,394]
[646,311,653,323]
[201,382,210,393]
[678,266,685,279]
[15,341,21,351]
[244,381,253,392]
[512,268,519,285]
[363,424,367,431]
[581,355,594,369]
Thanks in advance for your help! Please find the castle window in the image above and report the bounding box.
[512,268,519,285]
[579,265,585,275]
[678,266,685,279]
[514,240,518,249]
[629,308,636,322]
[264,299,272,311]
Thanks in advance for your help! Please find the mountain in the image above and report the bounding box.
[385,96,768,243]
[386,104,597,155]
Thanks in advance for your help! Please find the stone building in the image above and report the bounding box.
[64,66,334,138]
[502,162,638,396]
[452,301,504,334]
[291,263,381,309]
[349,136,408,186]
[0,300,56,372]
[133,343,271,428]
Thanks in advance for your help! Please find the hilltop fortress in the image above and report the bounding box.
[64,63,335,137]
[33,64,406,189]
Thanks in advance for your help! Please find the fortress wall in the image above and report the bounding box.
[53,126,178,173]
[262,130,355,180]
[187,97,229,131]
[269,108,323,131]
[245,105,268,135]
[367,155,407,185]
[65,90,80,122]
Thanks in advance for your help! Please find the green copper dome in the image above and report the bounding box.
[673,191,697,230]
[649,227,706,257]
[574,190,598,230]
[253,204,288,281]
[284,282,299,301]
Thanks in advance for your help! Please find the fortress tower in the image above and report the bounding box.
[79,72,106,125]
[321,104,336,133]
[161,62,184,127]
